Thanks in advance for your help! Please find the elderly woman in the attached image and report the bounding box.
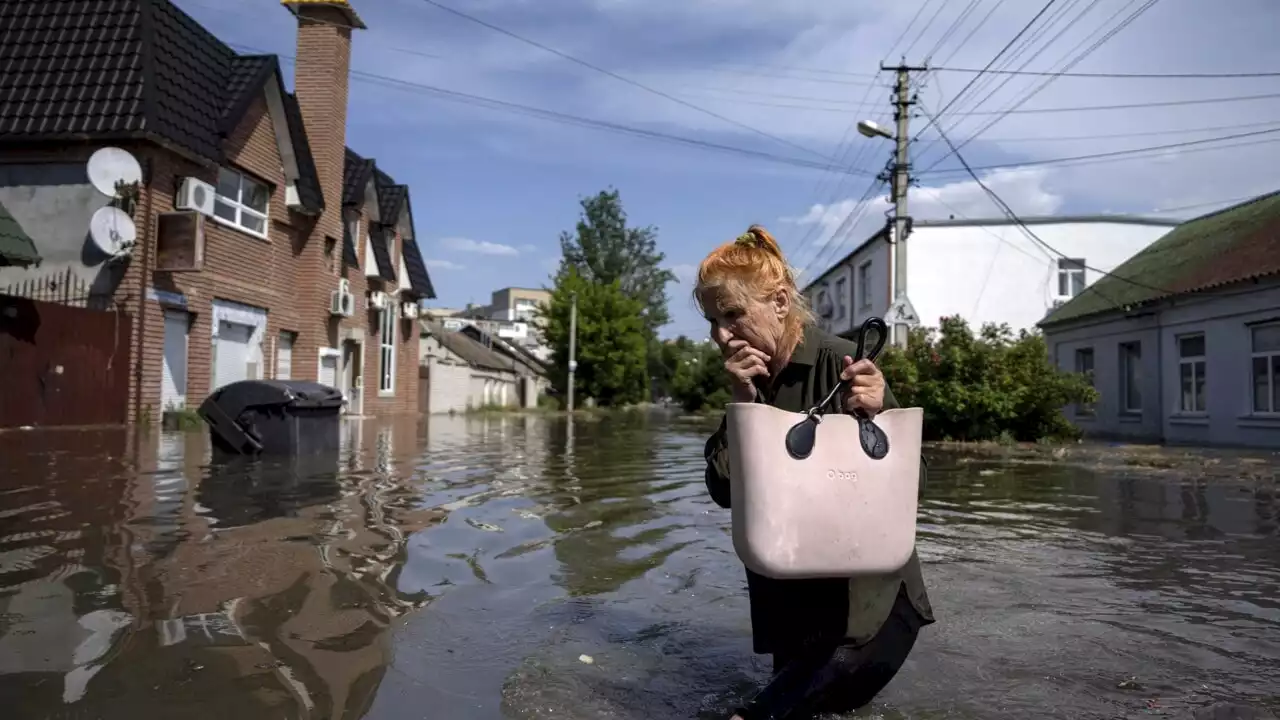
[697,225,935,720]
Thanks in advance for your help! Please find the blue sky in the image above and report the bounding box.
[177,0,1280,339]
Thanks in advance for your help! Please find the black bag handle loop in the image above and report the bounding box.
[785,317,891,461]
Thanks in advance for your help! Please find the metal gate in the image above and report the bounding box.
[0,295,133,427]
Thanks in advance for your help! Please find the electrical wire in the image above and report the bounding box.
[913,0,1062,141]
[918,105,1178,303]
[416,0,830,162]
[938,90,1280,115]
[232,43,877,177]
[920,0,1165,172]
[919,126,1280,177]
[934,0,1008,68]
[931,66,1280,78]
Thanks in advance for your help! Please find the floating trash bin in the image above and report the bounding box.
[198,380,344,457]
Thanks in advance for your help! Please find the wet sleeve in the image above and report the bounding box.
[704,416,732,509]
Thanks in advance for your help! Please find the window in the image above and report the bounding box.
[1074,348,1095,416]
[835,277,848,319]
[1056,258,1086,299]
[1178,334,1206,413]
[858,261,872,308]
[379,301,397,394]
[213,168,269,237]
[1119,342,1142,414]
[1250,323,1280,414]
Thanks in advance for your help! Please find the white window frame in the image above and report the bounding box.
[1250,323,1280,415]
[1056,258,1086,300]
[1177,333,1207,414]
[834,276,848,320]
[858,261,872,309]
[1119,341,1142,414]
[1074,347,1095,416]
[212,167,269,239]
[379,301,398,395]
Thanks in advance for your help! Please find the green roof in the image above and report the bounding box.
[1041,190,1280,326]
[0,200,40,268]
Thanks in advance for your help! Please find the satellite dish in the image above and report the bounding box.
[89,206,137,257]
[87,147,143,198]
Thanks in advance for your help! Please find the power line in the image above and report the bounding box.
[919,126,1280,176]
[938,90,1280,115]
[914,0,1063,140]
[977,119,1280,143]
[416,0,829,162]
[918,0,1164,172]
[931,66,1280,78]
[918,105,1177,301]
[233,43,877,177]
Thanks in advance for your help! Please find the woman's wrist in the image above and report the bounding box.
[731,384,758,403]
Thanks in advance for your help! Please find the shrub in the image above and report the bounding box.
[877,316,1097,442]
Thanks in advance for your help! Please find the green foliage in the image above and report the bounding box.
[669,338,732,412]
[876,316,1098,442]
[540,267,650,407]
[556,188,675,335]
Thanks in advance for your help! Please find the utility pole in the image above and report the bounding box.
[566,291,578,414]
[880,63,925,348]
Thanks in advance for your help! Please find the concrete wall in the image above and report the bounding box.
[1044,280,1280,449]
[418,334,520,413]
[0,163,123,299]
[806,219,1175,335]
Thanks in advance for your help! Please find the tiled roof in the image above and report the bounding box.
[344,149,435,299]
[367,225,397,282]
[0,0,323,214]
[1042,190,1280,326]
[0,200,41,268]
[424,322,515,373]
[343,148,376,206]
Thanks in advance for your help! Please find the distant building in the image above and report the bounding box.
[419,321,523,413]
[1040,191,1280,449]
[426,286,553,361]
[803,215,1178,337]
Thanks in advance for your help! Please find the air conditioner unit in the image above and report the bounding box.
[175,177,217,216]
[331,279,354,317]
[369,291,389,311]
[401,303,420,319]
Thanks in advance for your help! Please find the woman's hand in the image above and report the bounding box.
[841,356,884,416]
[723,339,770,403]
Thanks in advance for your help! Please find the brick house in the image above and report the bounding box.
[0,0,433,426]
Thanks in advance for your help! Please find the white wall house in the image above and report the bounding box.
[804,216,1178,337]
[1040,191,1280,449]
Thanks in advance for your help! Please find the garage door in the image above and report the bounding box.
[213,321,253,390]
[161,310,189,409]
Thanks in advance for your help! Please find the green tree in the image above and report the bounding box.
[557,188,675,335]
[877,316,1098,442]
[540,268,650,407]
[669,338,732,413]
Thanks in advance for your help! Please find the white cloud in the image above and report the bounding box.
[439,237,520,256]
[426,258,466,270]
[784,167,1065,275]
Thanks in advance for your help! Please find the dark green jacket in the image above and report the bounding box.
[704,324,935,655]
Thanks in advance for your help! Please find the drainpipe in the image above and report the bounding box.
[132,156,156,428]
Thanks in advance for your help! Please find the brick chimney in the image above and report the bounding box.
[281,0,365,240]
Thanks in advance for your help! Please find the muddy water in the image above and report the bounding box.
[0,413,1276,719]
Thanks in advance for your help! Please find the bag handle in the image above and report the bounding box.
[784,317,892,461]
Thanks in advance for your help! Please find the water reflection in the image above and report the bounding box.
[0,418,1277,719]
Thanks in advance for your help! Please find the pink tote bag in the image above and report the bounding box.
[725,318,923,580]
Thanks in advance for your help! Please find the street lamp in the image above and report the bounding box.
[857,119,894,140]
[858,116,910,347]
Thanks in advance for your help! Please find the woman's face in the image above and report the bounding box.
[700,285,790,358]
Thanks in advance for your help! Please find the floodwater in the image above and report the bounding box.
[0,413,1277,720]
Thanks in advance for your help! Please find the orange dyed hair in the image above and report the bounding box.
[694,224,814,336]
